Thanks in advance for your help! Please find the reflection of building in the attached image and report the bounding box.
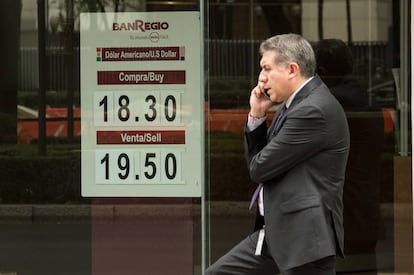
[302,0,392,42]
[20,0,37,47]
[208,0,395,42]
[20,0,396,43]
[6,1,412,273]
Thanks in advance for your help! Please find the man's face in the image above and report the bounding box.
[258,50,292,103]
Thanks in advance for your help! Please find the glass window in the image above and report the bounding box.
[207,0,412,274]
[4,1,204,274]
[0,0,411,274]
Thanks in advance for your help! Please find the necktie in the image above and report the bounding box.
[249,105,287,210]
[249,182,263,210]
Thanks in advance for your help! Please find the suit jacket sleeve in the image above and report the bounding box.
[245,105,327,183]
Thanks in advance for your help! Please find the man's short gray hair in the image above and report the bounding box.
[260,33,316,78]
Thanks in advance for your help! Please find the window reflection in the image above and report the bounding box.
[0,0,410,274]
[207,0,408,274]
[315,38,386,273]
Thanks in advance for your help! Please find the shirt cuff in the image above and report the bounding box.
[247,112,267,131]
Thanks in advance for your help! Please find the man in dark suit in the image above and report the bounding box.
[205,34,350,275]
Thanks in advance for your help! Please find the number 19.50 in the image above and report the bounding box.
[99,152,178,181]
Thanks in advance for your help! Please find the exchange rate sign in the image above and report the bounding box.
[80,12,203,197]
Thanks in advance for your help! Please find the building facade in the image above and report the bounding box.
[0,0,411,274]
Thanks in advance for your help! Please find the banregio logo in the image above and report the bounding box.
[112,19,169,32]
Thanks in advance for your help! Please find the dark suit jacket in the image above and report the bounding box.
[244,75,350,270]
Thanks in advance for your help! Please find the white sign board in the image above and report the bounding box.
[80,12,203,197]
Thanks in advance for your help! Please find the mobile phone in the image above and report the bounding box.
[262,89,270,100]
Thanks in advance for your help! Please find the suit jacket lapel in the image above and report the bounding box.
[288,75,324,109]
[268,75,324,138]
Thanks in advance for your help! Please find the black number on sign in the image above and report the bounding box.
[144,153,157,179]
[145,95,157,121]
[118,153,130,180]
[165,153,177,180]
[164,95,177,122]
[99,96,108,122]
[101,153,109,179]
[118,95,130,122]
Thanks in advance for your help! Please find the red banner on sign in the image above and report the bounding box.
[97,70,186,85]
[96,130,185,144]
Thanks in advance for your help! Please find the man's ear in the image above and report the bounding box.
[288,62,300,77]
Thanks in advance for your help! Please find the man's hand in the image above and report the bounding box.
[249,82,273,118]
